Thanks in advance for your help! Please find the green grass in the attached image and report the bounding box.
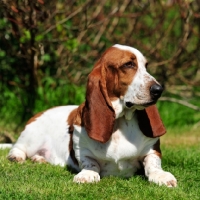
[0,99,199,199]
[0,131,200,200]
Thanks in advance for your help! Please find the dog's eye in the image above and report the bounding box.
[123,61,136,69]
[145,62,148,69]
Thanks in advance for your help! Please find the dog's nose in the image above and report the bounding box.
[150,84,163,100]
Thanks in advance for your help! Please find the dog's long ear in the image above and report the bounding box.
[83,62,115,143]
[136,105,166,138]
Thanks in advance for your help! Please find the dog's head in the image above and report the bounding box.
[83,44,165,143]
[104,44,163,109]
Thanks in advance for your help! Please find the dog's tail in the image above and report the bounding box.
[0,144,13,149]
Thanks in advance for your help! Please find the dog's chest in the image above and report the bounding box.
[95,116,153,160]
[73,115,157,177]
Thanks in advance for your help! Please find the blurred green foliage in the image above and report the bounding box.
[0,0,200,129]
[157,101,200,127]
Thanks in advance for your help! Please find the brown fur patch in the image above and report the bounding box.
[74,103,84,126]
[67,108,79,166]
[69,134,79,166]
[136,105,166,138]
[67,108,78,129]
[153,139,162,158]
[103,47,138,99]
[83,63,115,143]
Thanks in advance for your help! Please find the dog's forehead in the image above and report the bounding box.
[113,44,147,64]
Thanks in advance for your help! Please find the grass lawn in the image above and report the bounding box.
[0,128,199,200]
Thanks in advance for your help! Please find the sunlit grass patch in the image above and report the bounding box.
[0,134,200,200]
[161,126,200,147]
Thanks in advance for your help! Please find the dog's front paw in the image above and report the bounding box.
[73,169,100,183]
[148,171,177,187]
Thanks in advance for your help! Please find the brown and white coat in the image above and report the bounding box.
[8,44,177,187]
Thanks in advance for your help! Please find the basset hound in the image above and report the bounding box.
[8,44,177,187]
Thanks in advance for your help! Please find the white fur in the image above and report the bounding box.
[143,154,177,187]
[8,45,177,187]
[8,106,79,170]
[111,98,124,119]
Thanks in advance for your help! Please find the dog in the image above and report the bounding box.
[8,44,177,187]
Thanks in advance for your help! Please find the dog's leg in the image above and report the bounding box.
[73,157,100,183]
[143,153,177,187]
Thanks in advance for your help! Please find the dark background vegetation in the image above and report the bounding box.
[0,0,200,134]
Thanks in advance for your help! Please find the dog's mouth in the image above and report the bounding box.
[125,100,157,109]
